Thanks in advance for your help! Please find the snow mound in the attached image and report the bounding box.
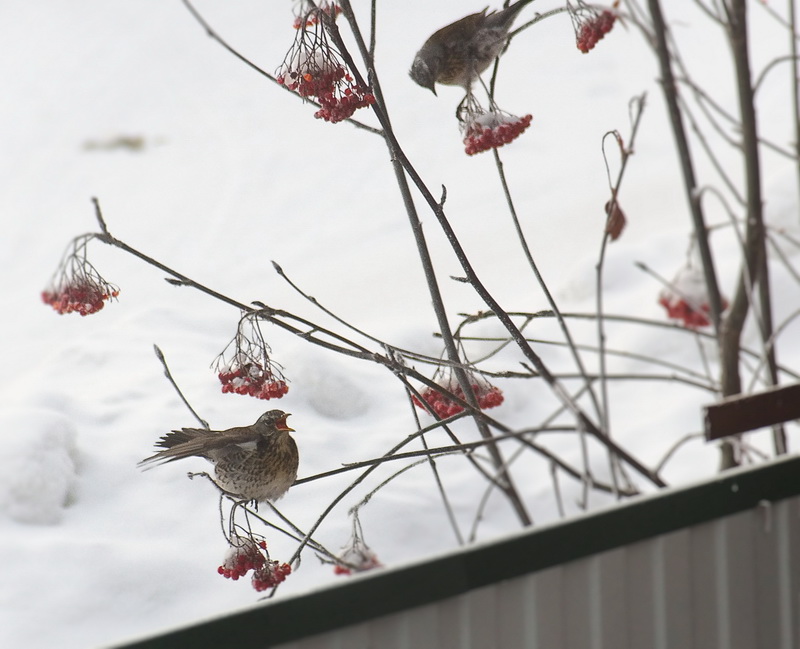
[0,410,79,525]
[295,361,369,420]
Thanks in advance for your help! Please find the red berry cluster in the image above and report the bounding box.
[252,561,293,592]
[217,538,291,591]
[278,67,374,123]
[463,114,533,156]
[576,10,616,53]
[41,281,119,316]
[314,82,376,123]
[658,265,729,329]
[277,14,374,124]
[659,294,729,329]
[278,65,345,99]
[217,538,268,580]
[658,296,713,328]
[218,363,289,400]
[333,547,381,576]
[42,236,119,317]
[412,381,504,418]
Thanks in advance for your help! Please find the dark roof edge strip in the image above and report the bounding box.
[112,454,800,649]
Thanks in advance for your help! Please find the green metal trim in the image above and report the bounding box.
[113,454,800,649]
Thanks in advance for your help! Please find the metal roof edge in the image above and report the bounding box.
[110,453,800,649]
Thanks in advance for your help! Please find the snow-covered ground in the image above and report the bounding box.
[2,1,798,647]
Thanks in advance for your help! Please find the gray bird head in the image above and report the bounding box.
[409,52,438,95]
[255,410,294,433]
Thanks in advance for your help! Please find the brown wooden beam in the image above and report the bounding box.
[704,383,800,440]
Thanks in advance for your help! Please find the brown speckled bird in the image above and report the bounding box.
[139,410,298,503]
[409,0,534,94]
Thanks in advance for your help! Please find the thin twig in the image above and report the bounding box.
[456,331,717,387]
[788,0,800,219]
[491,145,604,426]
[551,462,566,518]
[654,432,705,474]
[271,260,448,366]
[152,345,209,429]
[407,396,465,545]
[596,95,647,491]
[455,308,800,381]
[293,426,568,486]
[674,91,745,204]
[348,459,431,513]
[753,54,800,94]
[247,503,335,560]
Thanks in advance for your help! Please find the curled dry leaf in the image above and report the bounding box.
[604,199,626,241]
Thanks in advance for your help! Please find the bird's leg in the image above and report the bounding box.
[235,498,259,536]
[227,498,243,539]
[477,75,498,109]
[225,497,262,537]
[456,93,469,121]
[456,88,482,123]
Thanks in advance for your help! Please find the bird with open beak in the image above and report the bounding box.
[139,410,299,504]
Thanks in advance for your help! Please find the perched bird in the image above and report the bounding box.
[139,410,299,503]
[410,0,534,94]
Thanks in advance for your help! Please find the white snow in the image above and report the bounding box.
[0,410,78,525]
[2,1,798,648]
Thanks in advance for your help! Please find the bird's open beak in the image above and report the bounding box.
[277,414,295,432]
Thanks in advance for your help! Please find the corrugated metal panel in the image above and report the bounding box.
[112,457,800,649]
[275,496,800,649]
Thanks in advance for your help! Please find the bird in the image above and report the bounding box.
[139,410,299,503]
[409,0,534,94]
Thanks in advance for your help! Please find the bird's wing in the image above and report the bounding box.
[428,10,487,43]
[138,426,259,467]
[219,426,263,445]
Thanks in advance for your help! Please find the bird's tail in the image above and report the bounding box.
[490,0,535,29]
[138,428,211,468]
